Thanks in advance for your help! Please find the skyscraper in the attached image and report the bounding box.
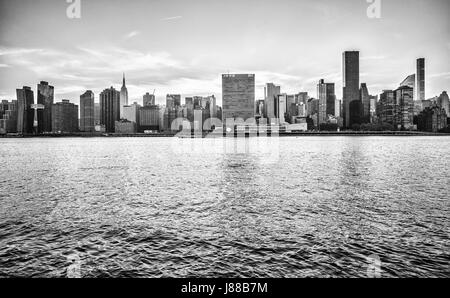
[16,86,34,134]
[360,83,370,123]
[120,73,129,119]
[80,90,95,132]
[437,91,449,117]
[100,87,120,133]
[276,94,288,123]
[416,58,425,102]
[395,86,414,130]
[37,81,54,133]
[52,100,79,133]
[143,92,155,106]
[264,83,281,121]
[342,51,360,127]
[317,79,336,124]
[222,74,255,123]
[166,94,181,109]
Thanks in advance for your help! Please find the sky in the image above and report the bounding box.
[0,0,449,106]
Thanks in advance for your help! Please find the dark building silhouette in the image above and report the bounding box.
[100,87,120,133]
[80,90,95,132]
[16,86,34,134]
[52,100,78,133]
[342,51,360,127]
[0,100,18,134]
[417,105,447,132]
[37,81,54,133]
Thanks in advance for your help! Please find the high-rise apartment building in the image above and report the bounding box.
[100,87,120,133]
[80,90,95,132]
[343,51,360,127]
[416,58,425,102]
[317,79,336,124]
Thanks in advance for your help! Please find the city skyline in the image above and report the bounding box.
[0,0,449,106]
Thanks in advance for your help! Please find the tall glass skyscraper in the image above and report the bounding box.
[37,81,54,133]
[342,51,360,128]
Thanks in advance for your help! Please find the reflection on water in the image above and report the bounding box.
[0,136,449,278]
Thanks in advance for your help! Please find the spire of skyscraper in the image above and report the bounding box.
[122,72,126,88]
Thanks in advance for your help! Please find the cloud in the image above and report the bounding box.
[361,55,386,61]
[124,31,140,39]
[161,16,182,21]
[0,64,9,68]
[429,72,450,79]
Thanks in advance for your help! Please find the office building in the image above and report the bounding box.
[100,87,120,133]
[37,81,54,133]
[143,92,156,106]
[120,73,129,119]
[417,105,447,132]
[377,90,396,127]
[222,74,255,123]
[115,119,136,134]
[395,86,414,130]
[80,90,95,132]
[317,79,336,124]
[264,83,281,120]
[416,58,425,102]
[343,51,360,127]
[16,86,34,134]
[139,105,160,132]
[360,83,370,123]
[437,91,449,117]
[0,100,18,134]
[166,94,181,109]
[52,100,78,133]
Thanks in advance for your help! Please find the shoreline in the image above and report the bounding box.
[1,131,450,138]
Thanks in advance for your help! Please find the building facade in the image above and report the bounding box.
[416,58,425,102]
[222,74,255,123]
[120,74,129,119]
[0,100,18,134]
[16,86,34,134]
[342,51,360,127]
[143,92,156,106]
[139,105,160,132]
[395,86,414,130]
[317,79,336,124]
[52,100,78,133]
[417,106,447,132]
[264,83,280,120]
[80,90,95,132]
[37,81,54,133]
[100,87,120,133]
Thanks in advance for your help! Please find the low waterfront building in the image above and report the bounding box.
[115,119,137,134]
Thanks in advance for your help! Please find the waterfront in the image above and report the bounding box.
[0,137,449,278]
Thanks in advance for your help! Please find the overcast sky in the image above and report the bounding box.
[0,0,449,106]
